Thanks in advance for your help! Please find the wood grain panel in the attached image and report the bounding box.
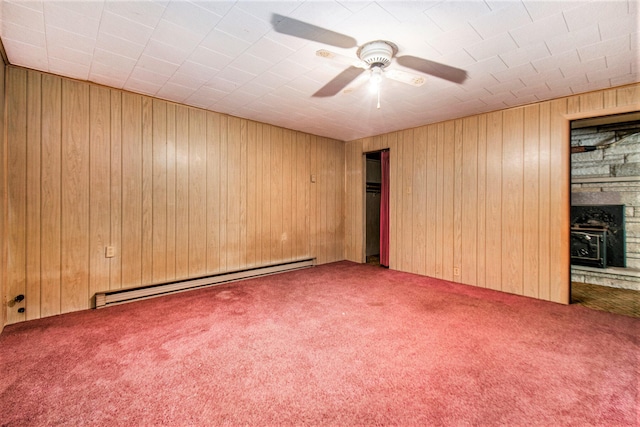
[141,98,153,285]
[442,121,455,281]
[453,120,463,281]
[40,74,62,316]
[121,92,143,287]
[260,124,271,264]
[476,115,487,288]
[412,128,426,275]
[89,85,111,301]
[26,70,42,319]
[579,92,603,112]
[485,112,503,291]
[537,102,551,301]
[281,129,293,261]
[188,108,207,276]
[61,78,90,313]
[152,100,167,283]
[425,125,438,278]
[461,116,478,286]
[239,120,248,266]
[109,90,122,290]
[434,124,445,279]
[523,104,540,298]
[165,104,176,280]
[549,98,569,304]
[501,108,524,295]
[174,105,190,279]
[0,63,5,329]
[6,67,27,324]
[3,68,347,324]
[246,121,257,266]
[227,117,242,270]
[206,112,221,274]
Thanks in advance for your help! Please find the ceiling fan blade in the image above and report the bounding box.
[385,69,427,87]
[271,13,358,49]
[396,55,468,84]
[313,66,366,97]
[316,49,368,69]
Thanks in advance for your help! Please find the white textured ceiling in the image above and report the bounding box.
[1,0,638,141]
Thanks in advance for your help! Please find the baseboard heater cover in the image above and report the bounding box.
[95,258,315,308]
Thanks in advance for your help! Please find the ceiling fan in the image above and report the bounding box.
[270,13,468,105]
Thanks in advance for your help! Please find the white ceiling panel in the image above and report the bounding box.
[0,0,637,142]
[469,1,532,40]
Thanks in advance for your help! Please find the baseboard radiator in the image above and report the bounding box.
[95,258,315,308]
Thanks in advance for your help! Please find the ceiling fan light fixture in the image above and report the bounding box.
[369,66,383,93]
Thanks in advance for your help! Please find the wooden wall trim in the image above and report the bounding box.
[344,83,640,304]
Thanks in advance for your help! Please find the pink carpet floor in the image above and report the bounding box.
[1,261,638,426]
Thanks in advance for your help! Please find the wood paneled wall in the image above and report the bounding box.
[345,84,640,304]
[4,66,344,325]
[1,61,6,331]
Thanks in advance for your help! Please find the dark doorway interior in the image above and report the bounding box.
[365,152,381,265]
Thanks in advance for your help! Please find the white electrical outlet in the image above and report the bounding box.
[453,267,461,276]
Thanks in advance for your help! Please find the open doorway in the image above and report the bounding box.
[364,150,389,267]
[570,111,640,317]
[365,152,381,266]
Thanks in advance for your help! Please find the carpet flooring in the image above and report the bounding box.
[1,261,638,426]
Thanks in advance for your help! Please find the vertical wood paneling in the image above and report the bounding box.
[88,85,111,302]
[141,98,153,285]
[26,70,42,319]
[538,102,551,301]
[109,90,122,290]
[340,83,638,307]
[453,120,463,281]
[485,112,503,291]
[461,116,478,286]
[121,93,143,288]
[174,105,190,279]
[476,115,487,288]
[523,104,540,298]
[434,124,444,278]
[165,104,176,281]
[7,65,637,325]
[246,121,257,266]
[60,79,90,313]
[282,129,293,261]
[7,67,27,324]
[412,128,427,275]
[239,120,248,266]
[152,100,167,283]
[425,125,438,277]
[442,121,455,281]
[4,68,346,325]
[501,108,524,295]
[188,108,207,276]
[227,117,242,270]
[40,74,62,316]
[205,112,220,273]
[549,98,569,304]
[0,63,5,329]
[260,124,271,263]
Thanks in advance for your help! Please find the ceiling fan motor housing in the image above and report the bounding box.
[357,41,397,68]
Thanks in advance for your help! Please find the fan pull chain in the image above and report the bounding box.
[377,89,381,109]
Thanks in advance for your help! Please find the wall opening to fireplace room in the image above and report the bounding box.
[570,111,640,292]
